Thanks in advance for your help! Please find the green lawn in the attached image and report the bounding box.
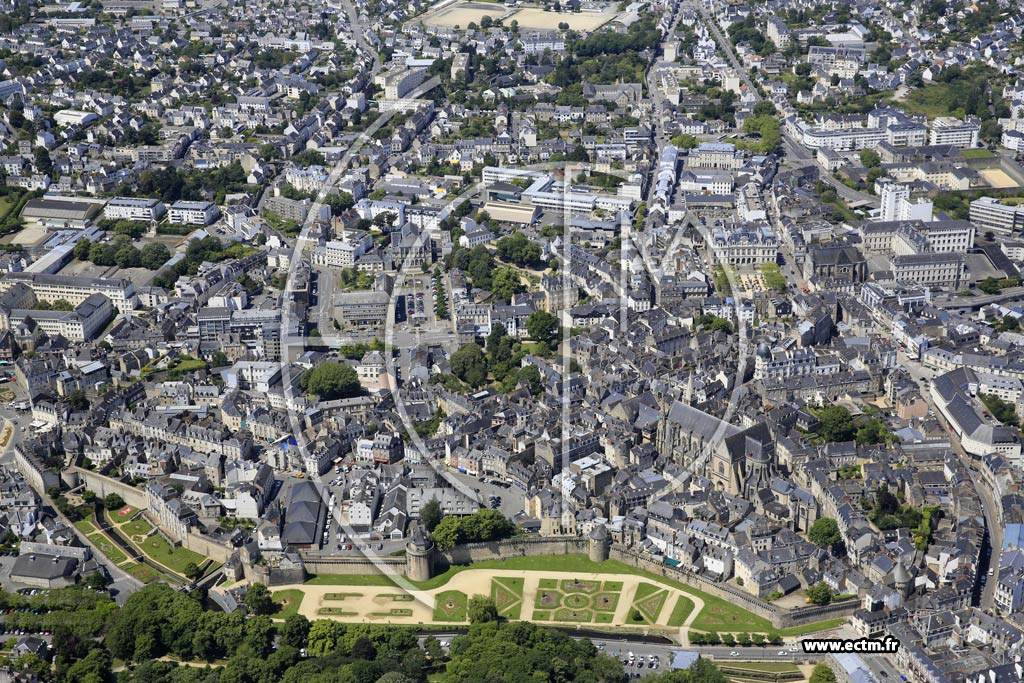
[87,533,127,564]
[120,518,154,538]
[776,617,848,637]
[0,197,12,222]
[324,592,363,600]
[138,535,205,575]
[121,562,164,583]
[408,555,772,630]
[272,589,305,619]
[667,595,695,627]
[962,148,996,159]
[74,519,96,534]
[896,83,965,118]
[305,574,399,587]
[318,607,357,616]
[326,555,838,636]
[433,590,468,622]
[722,662,800,674]
[629,583,668,624]
[491,577,524,619]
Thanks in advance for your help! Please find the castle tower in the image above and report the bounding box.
[589,524,611,563]
[406,524,435,582]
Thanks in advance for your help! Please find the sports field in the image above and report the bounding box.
[417,1,614,31]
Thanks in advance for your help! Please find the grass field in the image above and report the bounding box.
[491,577,524,619]
[87,533,127,565]
[406,554,774,632]
[722,662,800,673]
[0,197,12,222]
[139,534,205,574]
[324,592,363,600]
[628,583,668,625]
[73,519,96,534]
[776,618,848,637]
[962,148,996,159]
[122,562,164,583]
[308,555,842,636]
[318,607,357,616]
[667,595,695,627]
[433,590,468,622]
[120,518,154,539]
[273,590,305,619]
[532,578,623,624]
[306,574,400,586]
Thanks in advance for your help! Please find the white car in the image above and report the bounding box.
[778,651,788,656]
[730,652,739,657]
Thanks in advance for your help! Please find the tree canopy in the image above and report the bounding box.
[300,362,361,400]
[431,509,517,549]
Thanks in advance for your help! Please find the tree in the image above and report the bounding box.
[468,595,499,623]
[89,242,117,266]
[68,390,89,411]
[115,245,141,268]
[421,498,443,532]
[814,405,856,442]
[282,614,311,649]
[431,517,462,549]
[810,663,838,683]
[807,581,832,605]
[245,582,275,616]
[183,562,202,581]
[33,146,52,175]
[306,619,344,657]
[496,232,541,266]
[104,493,125,511]
[808,517,841,548]
[211,351,229,367]
[300,362,361,400]
[670,133,700,149]
[491,268,524,303]
[74,237,92,260]
[526,311,559,346]
[64,648,112,683]
[140,242,171,270]
[450,343,488,387]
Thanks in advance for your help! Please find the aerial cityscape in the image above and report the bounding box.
[1,0,1024,680]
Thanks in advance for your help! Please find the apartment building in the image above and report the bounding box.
[970,196,1024,236]
[168,200,219,225]
[103,197,167,222]
[928,117,981,148]
[0,272,137,313]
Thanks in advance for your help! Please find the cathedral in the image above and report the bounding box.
[657,401,776,497]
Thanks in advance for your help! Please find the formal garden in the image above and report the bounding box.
[531,578,623,624]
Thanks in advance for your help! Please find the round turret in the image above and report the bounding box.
[405,525,435,582]
[588,524,611,563]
